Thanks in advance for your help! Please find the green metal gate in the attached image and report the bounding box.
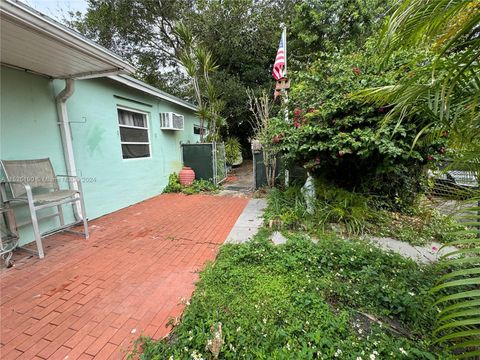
[182,142,227,185]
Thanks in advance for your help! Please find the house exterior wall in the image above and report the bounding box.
[1,66,200,246]
[0,66,74,245]
[56,77,200,220]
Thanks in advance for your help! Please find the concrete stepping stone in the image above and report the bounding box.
[369,236,458,264]
[270,231,288,245]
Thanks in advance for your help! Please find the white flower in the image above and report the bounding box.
[334,349,343,357]
[263,318,267,324]
[356,357,363,360]
[399,348,408,355]
[286,343,291,351]
[408,292,415,296]
[169,357,174,360]
[191,350,204,360]
[370,354,376,360]
[236,326,241,332]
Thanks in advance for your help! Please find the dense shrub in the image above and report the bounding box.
[269,42,447,210]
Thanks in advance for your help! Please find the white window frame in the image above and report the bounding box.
[117,106,151,160]
[194,124,206,136]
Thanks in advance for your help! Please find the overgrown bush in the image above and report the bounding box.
[268,41,446,211]
[264,183,378,236]
[163,172,219,195]
[265,183,465,244]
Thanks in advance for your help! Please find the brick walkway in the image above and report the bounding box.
[0,194,248,359]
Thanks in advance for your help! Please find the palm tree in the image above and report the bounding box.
[363,0,479,357]
[175,22,224,142]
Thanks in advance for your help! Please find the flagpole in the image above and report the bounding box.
[282,26,290,186]
[283,26,287,77]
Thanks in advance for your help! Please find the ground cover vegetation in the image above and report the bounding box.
[135,231,453,359]
[163,173,219,195]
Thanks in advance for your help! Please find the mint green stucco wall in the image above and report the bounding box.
[56,77,201,220]
[1,66,200,246]
[1,66,73,245]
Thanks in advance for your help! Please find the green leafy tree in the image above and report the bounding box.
[65,0,193,97]
[289,0,392,65]
[175,22,225,142]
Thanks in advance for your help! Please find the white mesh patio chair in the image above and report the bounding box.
[0,158,88,259]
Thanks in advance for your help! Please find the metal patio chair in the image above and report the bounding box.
[0,158,88,259]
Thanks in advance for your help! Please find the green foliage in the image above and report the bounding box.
[264,183,469,247]
[374,206,474,247]
[224,137,242,166]
[163,173,183,194]
[182,179,220,195]
[163,173,219,195]
[367,1,480,356]
[431,194,480,357]
[264,183,379,236]
[269,43,446,210]
[289,0,392,64]
[136,232,451,359]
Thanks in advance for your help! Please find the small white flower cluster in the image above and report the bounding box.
[399,347,408,355]
[190,350,204,360]
[334,349,343,357]
[369,350,379,359]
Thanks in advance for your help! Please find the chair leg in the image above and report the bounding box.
[28,202,45,259]
[57,205,65,226]
[78,195,89,239]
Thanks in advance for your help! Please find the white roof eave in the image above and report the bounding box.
[109,75,198,112]
[0,0,135,78]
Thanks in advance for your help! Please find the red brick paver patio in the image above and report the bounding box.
[0,194,248,359]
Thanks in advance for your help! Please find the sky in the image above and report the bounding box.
[23,0,88,20]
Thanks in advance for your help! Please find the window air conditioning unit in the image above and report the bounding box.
[160,112,184,130]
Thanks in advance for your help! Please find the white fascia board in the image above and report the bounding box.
[109,75,198,111]
[1,0,136,76]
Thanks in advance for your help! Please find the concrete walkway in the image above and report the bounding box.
[0,194,248,360]
[368,236,458,264]
[224,199,267,244]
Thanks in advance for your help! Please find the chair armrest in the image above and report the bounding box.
[1,181,33,202]
[55,175,84,193]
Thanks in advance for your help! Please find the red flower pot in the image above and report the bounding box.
[179,167,195,186]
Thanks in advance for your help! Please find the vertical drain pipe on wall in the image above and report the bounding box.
[56,78,83,220]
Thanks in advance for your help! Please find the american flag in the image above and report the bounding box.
[272,30,286,80]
